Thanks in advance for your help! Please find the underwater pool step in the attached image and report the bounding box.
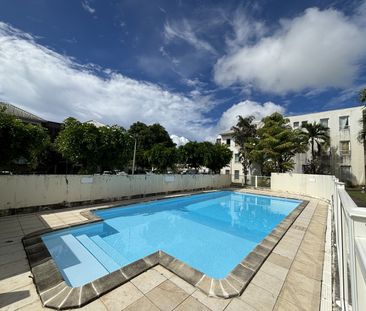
[76,234,120,272]
[90,235,129,266]
[59,234,109,286]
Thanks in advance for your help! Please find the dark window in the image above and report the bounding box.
[226,139,231,145]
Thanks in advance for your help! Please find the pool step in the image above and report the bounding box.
[90,235,130,266]
[59,234,109,286]
[76,234,120,272]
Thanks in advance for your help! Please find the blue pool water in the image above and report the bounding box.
[42,191,301,287]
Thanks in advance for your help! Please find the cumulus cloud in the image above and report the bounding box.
[0,22,214,140]
[215,6,366,94]
[170,134,190,146]
[217,100,284,132]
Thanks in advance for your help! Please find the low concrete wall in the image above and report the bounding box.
[271,173,336,201]
[0,174,231,212]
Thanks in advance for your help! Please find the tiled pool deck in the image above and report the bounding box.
[0,189,328,311]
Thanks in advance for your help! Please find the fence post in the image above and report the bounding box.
[255,175,258,188]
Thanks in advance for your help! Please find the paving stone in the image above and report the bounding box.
[146,279,189,311]
[174,296,210,311]
[254,268,284,293]
[0,259,29,281]
[0,284,39,311]
[191,289,230,311]
[100,282,143,311]
[286,270,321,296]
[259,261,288,281]
[273,297,304,311]
[273,242,298,260]
[239,283,277,311]
[225,298,257,311]
[153,264,174,279]
[0,271,33,293]
[76,299,108,311]
[131,269,166,294]
[290,258,323,281]
[0,249,26,266]
[122,296,159,311]
[169,275,196,295]
[278,281,320,311]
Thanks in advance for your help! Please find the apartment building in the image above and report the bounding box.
[288,105,364,186]
[217,105,365,186]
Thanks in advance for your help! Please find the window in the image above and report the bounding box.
[293,121,299,128]
[340,141,350,155]
[339,116,349,130]
[234,170,240,180]
[226,139,231,145]
[216,138,221,144]
[320,118,329,128]
[234,153,240,163]
[301,121,308,127]
[225,170,230,175]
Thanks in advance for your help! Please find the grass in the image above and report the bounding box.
[347,188,366,207]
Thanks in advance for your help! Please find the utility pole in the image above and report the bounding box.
[132,137,137,175]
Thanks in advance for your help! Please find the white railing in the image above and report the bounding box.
[333,180,366,310]
[229,174,271,188]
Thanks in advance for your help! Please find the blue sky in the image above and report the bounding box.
[0,0,365,142]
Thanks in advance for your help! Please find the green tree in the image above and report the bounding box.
[146,144,177,173]
[302,122,330,174]
[178,141,205,170]
[0,108,50,171]
[203,143,232,173]
[128,122,175,170]
[98,125,133,171]
[231,116,257,183]
[55,118,101,173]
[55,118,132,174]
[254,113,308,173]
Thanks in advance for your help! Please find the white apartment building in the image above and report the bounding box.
[288,105,364,186]
[217,105,365,186]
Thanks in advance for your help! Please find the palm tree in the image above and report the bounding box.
[357,88,366,144]
[231,116,257,184]
[303,122,330,173]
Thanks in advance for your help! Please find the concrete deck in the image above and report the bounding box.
[0,189,328,311]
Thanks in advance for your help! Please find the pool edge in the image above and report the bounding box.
[22,191,309,309]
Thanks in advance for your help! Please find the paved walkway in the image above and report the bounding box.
[0,190,328,311]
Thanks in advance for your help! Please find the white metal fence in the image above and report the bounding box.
[333,180,366,310]
[229,174,271,188]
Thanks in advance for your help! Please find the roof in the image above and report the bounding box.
[85,120,108,128]
[0,102,45,123]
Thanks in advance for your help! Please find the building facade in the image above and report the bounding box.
[287,105,364,186]
[217,105,365,186]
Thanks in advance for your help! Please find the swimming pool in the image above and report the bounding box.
[42,191,301,288]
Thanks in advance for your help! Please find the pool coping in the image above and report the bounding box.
[22,190,309,310]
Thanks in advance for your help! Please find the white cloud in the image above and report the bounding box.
[170,134,190,146]
[215,7,366,94]
[217,100,285,132]
[81,0,95,14]
[164,20,217,55]
[0,22,214,141]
